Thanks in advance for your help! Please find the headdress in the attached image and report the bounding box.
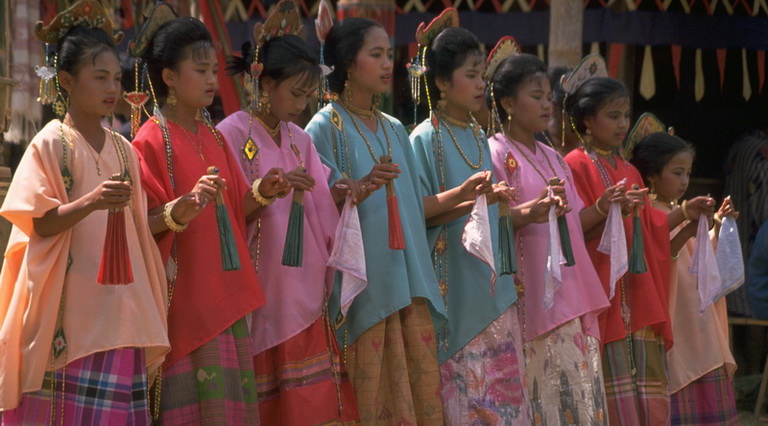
[126,2,177,134]
[34,0,123,118]
[407,8,459,125]
[315,0,335,106]
[560,54,608,151]
[484,36,521,136]
[624,112,674,160]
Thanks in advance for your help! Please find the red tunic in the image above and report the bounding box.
[132,119,265,367]
[565,148,672,348]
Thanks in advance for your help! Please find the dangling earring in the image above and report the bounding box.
[649,182,657,203]
[372,94,380,111]
[343,71,353,104]
[258,92,271,114]
[438,91,447,111]
[54,92,69,120]
[166,87,177,106]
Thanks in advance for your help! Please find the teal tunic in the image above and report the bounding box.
[410,118,518,363]
[305,103,447,346]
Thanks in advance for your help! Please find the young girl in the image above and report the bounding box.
[130,7,285,422]
[0,1,169,422]
[408,19,529,424]
[486,50,611,424]
[216,1,361,422]
[563,59,713,424]
[305,17,447,424]
[631,130,738,425]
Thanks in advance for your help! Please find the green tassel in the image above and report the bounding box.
[281,190,304,267]
[558,215,576,267]
[628,209,647,273]
[215,201,241,271]
[498,214,517,275]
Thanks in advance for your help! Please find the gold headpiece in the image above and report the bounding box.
[415,8,459,46]
[128,2,177,58]
[34,0,123,45]
[485,36,521,136]
[624,112,674,160]
[561,54,608,94]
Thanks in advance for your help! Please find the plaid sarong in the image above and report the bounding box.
[602,327,670,426]
[157,317,259,425]
[1,348,148,425]
[670,365,738,425]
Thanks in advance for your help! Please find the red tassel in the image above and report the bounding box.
[671,45,682,89]
[381,155,405,250]
[97,209,134,285]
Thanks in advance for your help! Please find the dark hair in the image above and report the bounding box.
[424,27,483,99]
[548,66,571,108]
[565,77,628,134]
[56,26,117,85]
[631,132,695,185]
[324,18,383,94]
[143,17,214,100]
[227,35,321,89]
[485,53,547,124]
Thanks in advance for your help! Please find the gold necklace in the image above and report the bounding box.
[441,112,469,129]
[169,120,205,161]
[340,100,375,120]
[255,114,280,138]
[343,107,392,163]
[439,114,482,169]
[506,135,562,184]
[64,119,105,176]
[591,145,613,157]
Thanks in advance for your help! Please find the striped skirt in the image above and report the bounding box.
[670,365,738,425]
[157,317,259,425]
[254,315,359,425]
[524,318,608,426]
[602,327,670,426]
[344,298,444,425]
[1,348,148,425]
[440,304,530,426]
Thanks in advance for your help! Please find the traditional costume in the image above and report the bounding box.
[129,4,263,423]
[563,56,673,425]
[0,4,168,423]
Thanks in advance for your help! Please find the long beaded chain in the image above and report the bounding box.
[341,106,393,163]
[438,112,483,169]
[505,134,570,185]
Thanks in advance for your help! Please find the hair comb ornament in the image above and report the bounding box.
[623,112,674,160]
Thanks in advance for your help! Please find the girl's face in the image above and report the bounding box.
[438,53,486,114]
[263,72,318,124]
[649,150,693,203]
[584,96,631,149]
[59,50,121,119]
[164,46,218,109]
[504,74,552,135]
[348,26,393,96]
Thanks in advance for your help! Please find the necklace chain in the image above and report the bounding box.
[343,106,393,163]
[505,135,563,185]
[340,100,375,120]
[438,113,483,170]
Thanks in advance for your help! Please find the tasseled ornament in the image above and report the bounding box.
[281,167,305,267]
[628,207,647,273]
[549,177,575,266]
[97,174,134,285]
[124,91,149,138]
[498,201,517,275]
[381,155,405,250]
[35,65,57,105]
[207,166,241,271]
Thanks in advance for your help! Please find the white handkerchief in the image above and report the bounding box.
[598,202,628,300]
[544,187,565,310]
[462,194,497,294]
[714,216,745,302]
[327,197,367,317]
[689,213,722,313]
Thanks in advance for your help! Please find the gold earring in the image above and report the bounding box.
[343,72,353,104]
[372,94,380,111]
[258,93,271,114]
[649,183,657,203]
[586,127,592,136]
[166,87,177,106]
[438,91,446,111]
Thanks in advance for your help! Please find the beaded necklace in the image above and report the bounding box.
[504,134,570,185]
[438,112,483,170]
[344,108,393,163]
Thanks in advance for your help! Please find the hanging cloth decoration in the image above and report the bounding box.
[282,167,305,267]
[462,193,497,295]
[544,186,565,310]
[327,196,367,317]
[380,155,406,250]
[742,48,753,101]
[695,49,705,102]
[717,48,727,92]
[97,173,134,285]
[758,50,765,94]
[714,212,745,302]
[639,46,656,100]
[497,196,517,276]
[207,166,241,271]
[597,179,628,300]
[627,189,647,274]
[689,213,722,312]
[671,45,683,90]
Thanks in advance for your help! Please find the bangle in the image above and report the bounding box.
[714,212,722,224]
[622,209,633,218]
[681,200,692,221]
[163,201,188,233]
[671,251,680,260]
[251,178,276,207]
[594,200,608,217]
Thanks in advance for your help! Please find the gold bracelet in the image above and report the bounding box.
[671,251,681,260]
[251,178,276,207]
[714,212,722,224]
[163,201,188,233]
[594,199,608,217]
[681,199,691,221]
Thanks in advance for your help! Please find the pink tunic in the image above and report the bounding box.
[489,134,609,341]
